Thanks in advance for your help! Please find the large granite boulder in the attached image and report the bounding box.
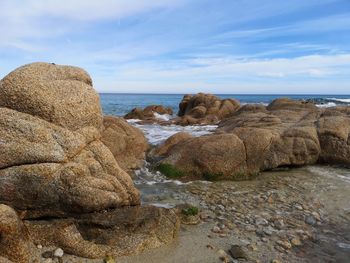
[0,106,139,219]
[0,62,103,131]
[0,63,180,259]
[157,98,335,180]
[177,93,240,124]
[0,205,39,263]
[101,116,149,171]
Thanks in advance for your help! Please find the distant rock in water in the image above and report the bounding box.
[176,93,240,125]
[0,62,179,261]
[124,105,173,121]
[155,98,350,180]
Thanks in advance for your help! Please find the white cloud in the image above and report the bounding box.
[0,0,184,21]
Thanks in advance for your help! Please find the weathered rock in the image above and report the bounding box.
[101,116,148,171]
[160,133,247,179]
[149,132,193,158]
[0,62,103,131]
[0,205,40,263]
[124,105,173,120]
[177,93,240,124]
[229,245,247,259]
[25,206,180,258]
[0,64,140,218]
[317,109,350,166]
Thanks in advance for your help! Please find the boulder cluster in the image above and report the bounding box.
[0,63,179,263]
[124,93,240,125]
[153,98,350,180]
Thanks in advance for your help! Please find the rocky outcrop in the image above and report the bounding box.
[102,116,149,171]
[157,99,350,180]
[0,205,40,263]
[124,105,173,121]
[0,63,179,261]
[176,93,240,124]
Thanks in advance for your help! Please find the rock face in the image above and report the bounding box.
[101,116,149,171]
[157,99,350,179]
[177,93,240,124]
[0,62,102,131]
[0,205,39,263]
[124,105,173,121]
[0,63,179,260]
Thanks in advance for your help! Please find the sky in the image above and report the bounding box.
[0,0,350,94]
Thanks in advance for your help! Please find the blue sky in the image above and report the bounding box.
[0,0,350,94]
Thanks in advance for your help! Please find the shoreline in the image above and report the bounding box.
[57,165,350,263]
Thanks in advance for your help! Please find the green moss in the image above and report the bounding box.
[156,163,185,179]
[202,172,224,181]
[181,206,199,216]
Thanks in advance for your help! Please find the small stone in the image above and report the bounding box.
[42,251,54,258]
[212,226,221,233]
[255,217,269,226]
[295,204,303,210]
[248,244,258,251]
[312,211,321,221]
[37,244,43,249]
[229,245,247,259]
[217,249,227,257]
[276,240,292,250]
[206,244,214,250]
[291,237,302,246]
[53,248,64,258]
[305,215,317,226]
[104,255,116,263]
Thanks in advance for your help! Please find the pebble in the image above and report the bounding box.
[53,248,64,258]
[37,244,43,249]
[229,245,247,259]
[291,237,302,246]
[212,226,221,233]
[305,215,317,226]
[276,240,292,250]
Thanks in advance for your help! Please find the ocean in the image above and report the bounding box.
[100,93,350,116]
